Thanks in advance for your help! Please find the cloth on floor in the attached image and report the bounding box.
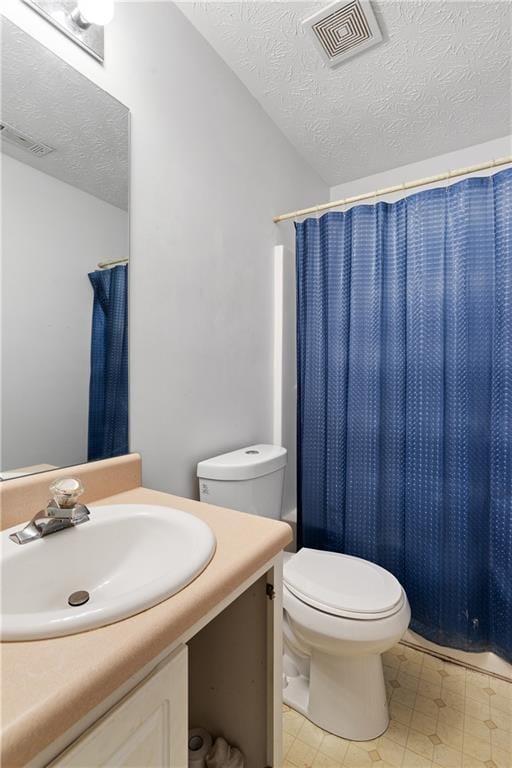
[206,737,245,768]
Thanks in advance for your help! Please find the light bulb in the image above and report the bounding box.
[77,0,114,26]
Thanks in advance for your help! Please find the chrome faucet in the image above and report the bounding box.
[9,478,90,545]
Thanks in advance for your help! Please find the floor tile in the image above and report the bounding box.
[385,664,400,682]
[437,706,464,731]
[448,756,486,768]
[463,733,493,762]
[406,729,435,760]
[466,670,490,688]
[375,735,405,766]
[393,686,418,708]
[421,665,446,685]
[464,714,492,742]
[423,654,445,671]
[490,726,511,751]
[355,739,380,753]
[284,709,307,736]
[283,643,511,768]
[465,697,492,721]
[390,701,414,726]
[443,662,466,678]
[440,690,466,714]
[287,737,318,767]
[491,678,512,698]
[415,694,442,719]
[441,677,465,695]
[490,694,511,715]
[319,733,350,763]
[410,711,438,736]
[284,730,295,757]
[398,671,421,692]
[417,679,442,701]
[491,744,512,768]
[383,651,402,669]
[400,660,423,679]
[466,683,494,705]
[436,721,463,750]
[299,719,326,750]
[343,743,375,766]
[401,747,432,767]
[432,743,463,766]
[385,719,409,747]
[313,751,343,768]
[487,707,511,732]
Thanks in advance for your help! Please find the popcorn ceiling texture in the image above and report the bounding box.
[1,19,129,210]
[179,1,512,186]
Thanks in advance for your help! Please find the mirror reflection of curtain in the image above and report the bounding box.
[87,264,128,461]
[296,168,512,662]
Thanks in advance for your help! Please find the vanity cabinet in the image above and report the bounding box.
[49,646,188,768]
[40,561,282,768]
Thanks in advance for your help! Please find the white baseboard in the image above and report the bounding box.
[403,629,512,682]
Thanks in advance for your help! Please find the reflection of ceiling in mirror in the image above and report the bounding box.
[0,19,129,211]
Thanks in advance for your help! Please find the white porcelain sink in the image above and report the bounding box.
[1,504,216,641]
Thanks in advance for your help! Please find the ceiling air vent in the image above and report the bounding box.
[0,121,55,157]
[303,0,382,68]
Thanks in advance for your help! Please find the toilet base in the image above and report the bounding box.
[283,666,309,716]
[283,651,389,741]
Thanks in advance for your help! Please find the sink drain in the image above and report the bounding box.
[68,590,90,607]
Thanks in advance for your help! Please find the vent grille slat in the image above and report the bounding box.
[0,122,55,157]
[303,0,382,68]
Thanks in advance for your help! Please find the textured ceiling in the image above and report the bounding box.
[179,1,512,186]
[0,18,129,210]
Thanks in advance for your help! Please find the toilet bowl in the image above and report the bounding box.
[283,548,410,741]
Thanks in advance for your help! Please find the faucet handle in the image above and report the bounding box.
[49,478,84,509]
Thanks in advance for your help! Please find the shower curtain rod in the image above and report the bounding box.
[97,257,129,269]
[273,155,512,223]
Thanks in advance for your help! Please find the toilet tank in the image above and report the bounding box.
[197,444,287,519]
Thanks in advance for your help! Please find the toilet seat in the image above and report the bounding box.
[284,548,404,620]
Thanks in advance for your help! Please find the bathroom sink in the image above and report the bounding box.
[1,504,216,641]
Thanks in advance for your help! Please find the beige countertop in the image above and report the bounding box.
[1,485,292,768]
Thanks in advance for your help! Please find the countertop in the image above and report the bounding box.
[1,486,292,767]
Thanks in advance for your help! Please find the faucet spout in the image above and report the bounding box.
[9,480,90,545]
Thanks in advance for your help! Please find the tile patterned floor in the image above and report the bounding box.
[283,644,512,768]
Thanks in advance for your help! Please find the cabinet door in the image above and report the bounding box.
[49,645,187,768]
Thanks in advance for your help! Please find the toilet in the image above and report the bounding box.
[282,549,410,740]
[197,445,411,742]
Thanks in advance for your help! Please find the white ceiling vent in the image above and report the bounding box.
[0,121,55,157]
[303,0,383,68]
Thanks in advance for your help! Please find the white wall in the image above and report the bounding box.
[0,2,327,497]
[1,154,128,471]
[330,136,512,205]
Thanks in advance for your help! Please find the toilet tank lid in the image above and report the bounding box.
[197,444,287,481]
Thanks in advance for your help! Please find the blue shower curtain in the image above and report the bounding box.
[296,168,512,661]
[88,264,128,461]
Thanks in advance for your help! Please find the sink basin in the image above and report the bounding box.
[1,504,216,640]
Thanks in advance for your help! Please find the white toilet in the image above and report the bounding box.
[197,445,411,742]
[282,549,410,740]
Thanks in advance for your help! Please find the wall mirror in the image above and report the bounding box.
[1,19,130,480]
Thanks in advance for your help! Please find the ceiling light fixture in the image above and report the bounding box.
[22,0,114,62]
[71,0,115,28]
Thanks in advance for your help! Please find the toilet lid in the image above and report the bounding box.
[283,548,404,619]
